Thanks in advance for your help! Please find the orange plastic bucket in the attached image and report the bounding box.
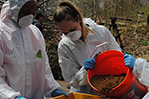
[87,50,147,98]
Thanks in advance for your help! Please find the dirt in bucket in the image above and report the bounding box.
[90,74,126,94]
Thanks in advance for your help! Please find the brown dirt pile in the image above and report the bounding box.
[90,74,126,94]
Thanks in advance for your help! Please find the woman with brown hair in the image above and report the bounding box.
[54,1,121,94]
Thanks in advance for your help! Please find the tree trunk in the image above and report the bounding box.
[147,14,149,26]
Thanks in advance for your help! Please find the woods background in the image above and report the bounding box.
[0,0,149,80]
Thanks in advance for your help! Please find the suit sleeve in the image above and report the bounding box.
[0,36,20,99]
[133,58,149,87]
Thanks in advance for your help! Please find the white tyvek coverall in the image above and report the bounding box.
[58,18,121,94]
[133,58,149,99]
[0,2,60,99]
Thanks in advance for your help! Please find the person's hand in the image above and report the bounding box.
[124,53,136,69]
[84,58,96,71]
[16,96,27,99]
[51,89,69,97]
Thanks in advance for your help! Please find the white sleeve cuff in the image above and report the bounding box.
[133,58,149,87]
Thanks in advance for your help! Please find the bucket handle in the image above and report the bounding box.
[90,42,108,58]
[90,42,125,58]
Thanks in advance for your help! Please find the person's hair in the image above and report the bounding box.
[34,11,44,20]
[53,1,94,43]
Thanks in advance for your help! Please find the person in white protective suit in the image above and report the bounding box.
[124,53,149,99]
[0,0,69,99]
[53,1,121,95]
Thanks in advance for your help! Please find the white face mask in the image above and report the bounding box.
[18,14,33,28]
[66,30,82,41]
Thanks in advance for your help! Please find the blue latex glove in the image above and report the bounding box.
[51,89,69,97]
[84,58,96,71]
[124,53,136,69]
[16,96,27,99]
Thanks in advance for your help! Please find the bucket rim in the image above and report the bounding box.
[87,50,132,95]
[87,67,133,95]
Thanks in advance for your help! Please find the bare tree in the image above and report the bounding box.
[147,14,149,26]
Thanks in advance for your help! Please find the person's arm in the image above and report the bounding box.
[124,54,149,99]
[93,26,121,51]
[58,42,87,88]
[133,58,149,87]
[124,53,149,87]
[44,53,69,97]
[44,52,62,97]
[0,43,21,99]
[40,34,68,97]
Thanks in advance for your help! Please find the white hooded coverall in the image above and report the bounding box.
[58,18,121,94]
[0,1,60,99]
[133,58,149,99]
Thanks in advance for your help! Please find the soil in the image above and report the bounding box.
[89,74,126,94]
